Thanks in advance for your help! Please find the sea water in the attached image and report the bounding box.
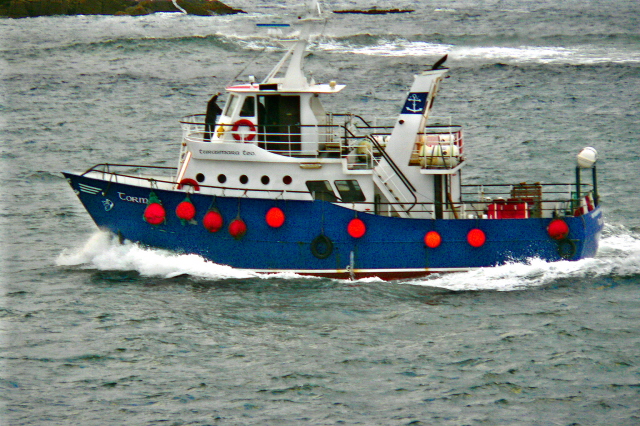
[2,0,640,424]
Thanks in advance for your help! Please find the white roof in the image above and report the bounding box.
[226,83,346,94]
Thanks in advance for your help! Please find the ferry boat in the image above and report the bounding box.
[63,3,604,280]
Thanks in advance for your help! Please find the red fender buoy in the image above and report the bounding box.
[144,203,165,225]
[467,229,486,247]
[347,218,366,238]
[175,199,196,222]
[424,231,442,248]
[229,218,247,239]
[265,207,285,228]
[203,209,224,233]
[143,191,165,225]
[547,219,569,240]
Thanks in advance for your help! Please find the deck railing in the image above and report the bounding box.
[179,114,464,172]
[81,164,595,219]
[460,182,596,219]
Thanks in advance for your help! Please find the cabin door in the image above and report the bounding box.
[258,95,301,153]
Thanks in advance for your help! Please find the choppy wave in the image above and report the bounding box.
[316,36,450,57]
[450,44,640,65]
[2,34,259,56]
[314,34,640,64]
[4,14,639,66]
[56,225,640,290]
[279,33,639,64]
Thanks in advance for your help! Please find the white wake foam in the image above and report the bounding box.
[404,225,640,291]
[57,225,640,288]
[450,45,640,64]
[316,39,639,64]
[317,39,450,57]
[56,232,263,280]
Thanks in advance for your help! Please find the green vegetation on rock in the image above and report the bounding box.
[0,0,244,18]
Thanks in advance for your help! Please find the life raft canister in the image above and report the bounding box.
[231,119,256,142]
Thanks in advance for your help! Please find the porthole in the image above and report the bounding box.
[261,175,270,185]
[196,173,205,183]
[217,174,227,184]
[283,175,292,185]
[240,175,249,184]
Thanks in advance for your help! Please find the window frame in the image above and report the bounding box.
[305,180,337,202]
[334,180,366,203]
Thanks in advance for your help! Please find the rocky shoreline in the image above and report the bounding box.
[0,0,244,18]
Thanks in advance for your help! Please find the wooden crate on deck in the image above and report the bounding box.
[510,182,542,218]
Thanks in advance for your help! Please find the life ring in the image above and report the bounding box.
[177,178,200,191]
[557,238,576,259]
[231,119,256,142]
[310,234,333,259]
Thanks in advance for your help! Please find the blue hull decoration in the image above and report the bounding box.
[63,3,604,280]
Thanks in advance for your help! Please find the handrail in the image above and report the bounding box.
[460,183,591,188]
[82,163,177,176]
[79,163,591,218]
[368,135,416,194]
[460,183,594,195]
[82,164,312,196]
[350,114,372,127]
[367,134,418,212]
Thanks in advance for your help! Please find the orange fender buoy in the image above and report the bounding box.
[424,231,442,248]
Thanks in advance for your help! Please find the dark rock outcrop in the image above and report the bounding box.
[0,0,244,18]
[333,8,414,15]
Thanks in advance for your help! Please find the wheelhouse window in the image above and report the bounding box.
[334,180,366,202]
[306,180,337,202]
[240,96,255,117]
[223,94,239,117]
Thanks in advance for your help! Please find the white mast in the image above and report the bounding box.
[262,0,324,90]
[172,0,187,14]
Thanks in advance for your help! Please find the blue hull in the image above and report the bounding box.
[63,173,604,280]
